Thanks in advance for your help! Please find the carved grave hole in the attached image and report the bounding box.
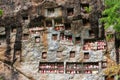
[84,52,89,59]
[64,23,71,30]
[22,14,28,20]
[75,37,81,44]
[54,18,64,31]
[0,35,6,45]
[22,34,29,40]
[52,34,58,40]
[80,3,89,13]
[42,52,47,59]
[67,8,74,16]
[70,51,75,58]
[46,20,52,27]
[47,8,54,15]
[60,32,64,40]
[11,27,17,33]
[39,62,64,74]
[35,36,40,43]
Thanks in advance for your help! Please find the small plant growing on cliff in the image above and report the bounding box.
[106,34,114,41]
[0,9,3,16]
[85,7,92,13]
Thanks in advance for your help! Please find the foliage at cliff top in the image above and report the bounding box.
[0,9,3,16]
[100,0,120,32]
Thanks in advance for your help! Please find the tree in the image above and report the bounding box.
[101,0,120,79]
[100,0,120,32]
[101,0,120,64]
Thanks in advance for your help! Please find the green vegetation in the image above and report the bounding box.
[116,75,120,80]
[106,34,113,41]
[100,0,120,32]
[85,7,92,13]
[0,9,3,16]
[101,1,120,79]
[0,76,3,80]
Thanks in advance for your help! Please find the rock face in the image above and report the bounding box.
[0,0,112,80]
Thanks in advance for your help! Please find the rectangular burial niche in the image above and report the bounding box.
[102,61,107,68]
[82,19,89,26]
[75,37,81,44]
[65,35,72,41]
[67,8,74,16]
[89,30,95,37]
[64,23,71,30]
[66,62,83,74]
[84,52,89,59]
[39,62,64,74]
[83,62,99,74]
[23,34,29,40]
[54,18,64,31]
[22,14,28,20]
[105,76,114,80]
[52,34,58,40]
[42,52,47,59]
[35,36,40,43]
[60,32,64,40]
[11,26,17,33]
[47,8,54,15]
[0,35,6,45]
[83,39,106,50]
[46,20,52,27]
[55,18,62,25]
[80,3,89,13]
[70,51,75,58]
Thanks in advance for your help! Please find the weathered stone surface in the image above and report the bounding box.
[0,0,112,80]
[0,27,5,35]
[0,61,4,74]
